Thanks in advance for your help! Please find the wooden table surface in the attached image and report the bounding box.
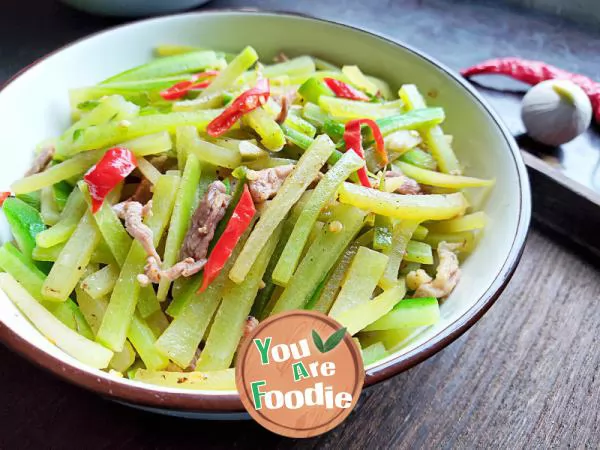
[1,1,599,448]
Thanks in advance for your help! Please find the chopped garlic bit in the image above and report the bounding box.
[328,220,343,233]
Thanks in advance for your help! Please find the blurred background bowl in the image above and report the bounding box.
[59,0,212,17]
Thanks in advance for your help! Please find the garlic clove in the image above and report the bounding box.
[521,79,592,147]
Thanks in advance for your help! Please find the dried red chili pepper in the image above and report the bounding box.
[343,121,372,187]
[84,147,137,213]
[206,78,270,137]
[461,57,600,123]
[323,77,370,101]
[159,70,220,100]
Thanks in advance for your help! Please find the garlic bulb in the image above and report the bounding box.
[521,79,592,146]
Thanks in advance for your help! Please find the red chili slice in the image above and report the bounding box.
[84,147,137,213]
[0,192,10,207]
[347,118,388,165]
[159,70,220,100]
[343,121,372,187]
[206,78,270,137]
[323,77,370,101]
[199,184,256,292]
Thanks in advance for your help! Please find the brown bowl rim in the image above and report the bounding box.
[0,8,531,414]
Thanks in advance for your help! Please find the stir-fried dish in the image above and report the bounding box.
[0,46,494,390]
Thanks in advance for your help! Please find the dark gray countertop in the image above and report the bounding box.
[1,1,599,448]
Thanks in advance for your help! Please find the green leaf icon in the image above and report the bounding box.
[312,327,348,353]
[312,329,325,353]
[323,327,347,353]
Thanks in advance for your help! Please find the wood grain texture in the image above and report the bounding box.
[1,0,600,448]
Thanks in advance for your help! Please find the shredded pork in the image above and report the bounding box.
[113,201,160,263]
[135,181,232,286]
[137,256,207,287]
[25,146,55,176]
[406,269,433,291]
[187,347,203,372]
[410,242,461,298]
[137,256,162,286]
[275,94,290,124]
[243,316,259,339]
[148,154,169,171]
[129,178,153,204]
[181,180,231,261]
[237,316,259,353]
[274,90,297,124]
[246,165,294,203]
[379,170,421,195]
[160,257,207,280]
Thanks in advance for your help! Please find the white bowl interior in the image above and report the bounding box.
[0,12,525,399]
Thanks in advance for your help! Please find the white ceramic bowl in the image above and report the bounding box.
[0,10,530,418]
